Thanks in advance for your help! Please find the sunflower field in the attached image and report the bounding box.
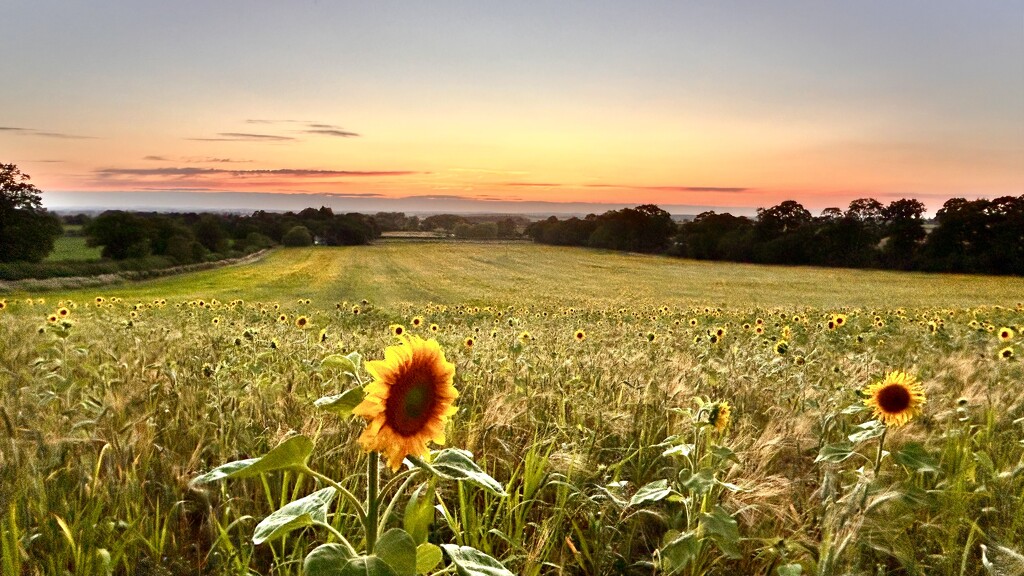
[1,244,1023,576]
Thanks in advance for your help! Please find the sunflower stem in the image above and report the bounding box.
[860,426,888,511]
[366,452,380,553]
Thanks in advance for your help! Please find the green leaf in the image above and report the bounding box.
[815,442,856,464]
[339,556,399,576]
[322,352,362,376]
[699,506,741,559]
[628,479,672,508]
[441,545,514,576]
[253,487,336,545]
[848,420,885,443]
[305,543,354,576]
[679,469,716,496]
[315,387,367,418]
[191,435,315,485]
[777,563,803,576]
[413,449,506,497]
[893,443,940,474]
[711,445,741,465]
[659,530,699,572]
[375,529,417,576]
[661,443,695,458]
[416,543,443,574]
[404,482,435,545]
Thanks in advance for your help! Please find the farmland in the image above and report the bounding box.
[1,243,1023,575]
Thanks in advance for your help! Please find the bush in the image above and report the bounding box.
[282,225,313,247]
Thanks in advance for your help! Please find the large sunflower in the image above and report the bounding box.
[864,371,926,427]
[352,335,458,471]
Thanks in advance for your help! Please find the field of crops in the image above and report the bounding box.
[2,243,1023,576]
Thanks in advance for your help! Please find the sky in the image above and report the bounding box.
[2,1,1022,215]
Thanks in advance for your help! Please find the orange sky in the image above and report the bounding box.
[3,2,1021,214]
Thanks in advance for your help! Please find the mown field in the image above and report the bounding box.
[2,243,1023,576]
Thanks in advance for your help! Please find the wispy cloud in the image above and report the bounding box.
[187,133,296,142]
[586,184,748,193]
[96,167,419,177]
[503,182,562,187]
[242,119,360,138]
[146,155,252,163]
[323,192,387,198]
[1,126,96,139]
[304,128,360,137]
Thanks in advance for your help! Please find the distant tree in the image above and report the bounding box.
[85,211,152,259]
[282,225,313,247]
[819,207,844,220]
[0,163,63,262]
[755,200,812,239]
[881,198,927,269]
[194,214,229,252]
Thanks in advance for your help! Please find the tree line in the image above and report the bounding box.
[526,197,1024,275]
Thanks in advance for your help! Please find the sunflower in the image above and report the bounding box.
[999,346,1014,360]
[411,316,424,327]
[352,336,458,471]
[57,307,70,317]
[998,327,1014,341]
[518,330,531,342]
[212,317,220,325]
[708,401,731,432]
[574,330,586,342]
[774,340,789,355]
[429,323,440,333]
[295,315,309,329]
[278,314,288,323]
[352,305,361,315]
[47,314,58,323]
[0,301,6,311]
[464,337,474,348]
[318,328,329,343]
[390,324,406,337]
[864,371,926,427]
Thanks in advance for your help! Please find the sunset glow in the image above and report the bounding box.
[2,2,1021,214]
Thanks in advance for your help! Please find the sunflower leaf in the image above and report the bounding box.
[322,352,362,378]
[315,387,367,418]
[191,435,315,485]
[304,543,354,576]
[440,545,514,576]
[404,482,436,545]
[411,449,506,497]
[416,543,443,574]
[252,487,336,545]
[848,420,885,443]
[893,443,940,473]
[814,442,856,464]
[629,479,673,507]
[375,529,417,576]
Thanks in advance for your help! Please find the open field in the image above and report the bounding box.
[2,243,1023,575]
[43,236,103,262]
[16,243,1024,308]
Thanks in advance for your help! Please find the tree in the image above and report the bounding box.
[85,211,153,259]
[282,225,313,247]
[0,163,63,262]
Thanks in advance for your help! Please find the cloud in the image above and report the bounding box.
[96,167,419,178]
[143,155,169,161]
[503,182,561,187]
[586,184,748,193]
[304,129,360,137]
[188,133,296,142]
[0,126,96,139]
[322,192,387,198]
[183,157,252,163]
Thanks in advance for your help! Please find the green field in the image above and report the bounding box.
[43,235,103,262]
[2,242,1023,575]
[25,242,1024,308]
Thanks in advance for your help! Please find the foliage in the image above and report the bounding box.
[283,225,314,247]
[530,198,1024,276]
[0,163,63,263]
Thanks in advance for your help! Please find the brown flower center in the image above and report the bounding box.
[876,384,912,413]
[386,371,438,436]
